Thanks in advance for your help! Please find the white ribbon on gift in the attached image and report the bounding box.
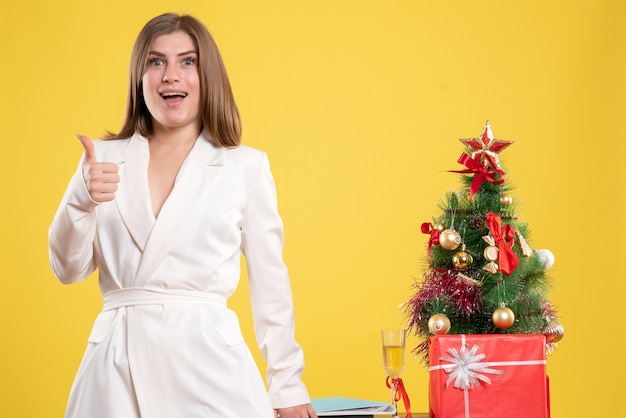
[439,339,503,389]
[428,335,547,418]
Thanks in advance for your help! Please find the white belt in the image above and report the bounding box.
[103,288,227,311]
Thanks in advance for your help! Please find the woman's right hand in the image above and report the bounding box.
[77,134,120,203]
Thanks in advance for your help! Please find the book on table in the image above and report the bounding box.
[311,396,396,416]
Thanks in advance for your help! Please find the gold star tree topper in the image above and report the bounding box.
[459,121,514,169]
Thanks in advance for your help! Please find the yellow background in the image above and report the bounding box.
[1,0,624,416]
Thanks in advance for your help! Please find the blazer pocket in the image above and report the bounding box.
[214,311,245,347]
[87,310,116,344]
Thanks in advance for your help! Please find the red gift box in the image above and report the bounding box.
[428,334,550,418]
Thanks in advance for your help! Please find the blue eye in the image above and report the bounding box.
[149,58,164,66]
[183,58,195,66]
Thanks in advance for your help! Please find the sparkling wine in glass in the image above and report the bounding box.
[381,329,406,417]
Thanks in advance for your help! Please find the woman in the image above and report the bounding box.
[49,13,316,418]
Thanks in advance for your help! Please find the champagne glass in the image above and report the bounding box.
[381,329,406,417]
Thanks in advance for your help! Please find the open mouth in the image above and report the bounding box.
[161,92,188,100]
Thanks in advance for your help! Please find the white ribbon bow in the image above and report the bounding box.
[439,343,503,390]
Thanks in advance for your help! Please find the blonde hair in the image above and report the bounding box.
[105,13,241,147]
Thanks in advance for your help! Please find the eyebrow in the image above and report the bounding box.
[147,50,198,57]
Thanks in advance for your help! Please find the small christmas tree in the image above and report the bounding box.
[405,121,564,362]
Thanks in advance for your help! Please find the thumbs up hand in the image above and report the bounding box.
[77,134,120,203]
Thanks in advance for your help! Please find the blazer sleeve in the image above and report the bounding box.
[241,152,311,408]
[48,153,99,284]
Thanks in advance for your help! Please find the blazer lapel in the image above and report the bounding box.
[115,134,154,252]
[132,131,225,287]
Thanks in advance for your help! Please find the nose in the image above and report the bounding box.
[162,65,179,83]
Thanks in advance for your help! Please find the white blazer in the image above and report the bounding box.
[49,132,311,418]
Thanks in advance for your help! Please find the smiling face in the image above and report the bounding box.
[142,31,202,135]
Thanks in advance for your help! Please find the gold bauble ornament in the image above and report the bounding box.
[543,319,564,343]
[452,250,473,270]
[428,313,451,335]
[439,228,462,251]
[500,194,513,206]
[492,305,515,329]
[434,223,445,232]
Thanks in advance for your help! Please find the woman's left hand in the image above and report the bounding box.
[275,403,318,418]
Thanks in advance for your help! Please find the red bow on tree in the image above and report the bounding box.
[450,153,506,199]
[485,212,519,276]
[421,222,440,262]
